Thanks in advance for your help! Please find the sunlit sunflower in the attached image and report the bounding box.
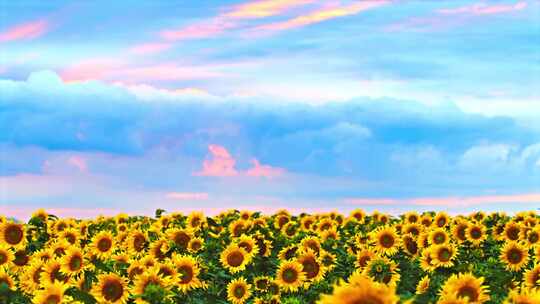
[0,244,13,267]
[33,281,69,304]
[230,219,251,237]
[41,259,70,285]
[504,221,522,242]
[19,260,44,293]
[470,211,486,223]
[278,245,299,261]
[439,273,490,304]
[91,273,130,304]
[59,228,79,245]
[254,276,271,291]
[297,250,325,284]
[320,250,336,272]
[317,218,335,233]
[320,227,340,242]
[127,260,145,281]
[504,288,540,304]
[31,209,49,222]
[429,243,457,268]
[370,226,401,256]
[404,211,420,224]
[402,235,419,257]
[355,247,376,269]
[523,227,540,247]
[187,237,204,253]
[300,237,322,255]
[349,209,366,224]
[167,228,192,251]
[127,231,147,256]
[300,215,316,231]
[187,211,206,230]
[274,213,290,230]
[433,212,450,228]
[149,239,169,261]
[416,275,430,294]
[254,234,273,257]
[0,268,15,290]
[239,210,253,221]
[363,257,400,288]
[452,220,469,243]
[419,249,436,272]
[173,254,203,293]
[221,243,250,273]
[467,222,487,246]
[0,222,26,248]
[132,267,171,296]
[275,260,306,292]
[318,272,398,304]
[236,235,259,258]
[91,231,115,259]
[60,246,85,276]
[421,214,433,227]
[428,228,449,245]
[227,277,252,304]
[402,223,422,237]
[500,241,529,272]
[281,222,299,238]
[524,264,540,289]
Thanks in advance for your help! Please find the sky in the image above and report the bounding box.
[1,0,539,219]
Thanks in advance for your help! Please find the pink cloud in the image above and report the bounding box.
[165,192,209,200]
[252,1,389,33]
[438,1,527,16]
[60,58,125,82]
[225,0,316,19]
[0,19,49,43]
[194,145,286,178]
[161,17,236,41]
[346,193,540,207]
[129,42,172,55]
[245,159,285,178]
[67,156,88,173]
[194,144,239,177]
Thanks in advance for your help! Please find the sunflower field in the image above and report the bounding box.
[0,209,540,304]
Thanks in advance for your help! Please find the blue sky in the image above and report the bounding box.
[1,0,539,218]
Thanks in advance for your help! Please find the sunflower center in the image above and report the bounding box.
[457,285,479,301]
[302,258,320,279]
[178,266,194,284]
[358,255,371,268]
[438,248,452,262]
[5,225,23,245]
[256,279,268,289]
[227,251,244,267]
[507,248,523,264]
[44,295,61,304]
[507,227,520,240]
[233,285,246,298]
[457,226,467,240]
[97,238,112,252]
[33,268,43,283]
[14,250,28,266]
[529,233,539,243]
[174,232,190,249]
[190,241,202,251]
[238,242,252,253]
[379,234,394,248]
[282,268,298,283]
[133,234,145,251]
[437,218,446,227]
[70,255,83,271]
[103,279,124,301]
[0,252,7,264]
[351,294,385,304]
[434,233,445,244]
[405,239,418,254]
[470,228,481,239]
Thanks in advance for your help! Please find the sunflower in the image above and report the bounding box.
[239,210,253,221]
[230,219,251,237]
[91,273,130,304]
[31,209,49,222]
[51,240,70,258]
[320,250,336,272]
[402,223,422,237]
[60,246,85,276]
[187,237,204,253]
[370,226,401,256]
[41,259,70,285]
[355,247,376,269]
[439,273,490,304]
[500,241,529,272]
[349,209,366,224]
[524,264,540,289]
[19,260,44,293]
[278,245,299,261]
[421,214,433,227]
[0,244,13,267]
[504,288,540,304]
[451,220,469,243]
[402,235,419,256]
[59,228,79,245]
[404,211,420,224]
[419,249,436,272]
[33,281,69,304]
[275,260,306,292]
[428,228,449,245]
[132,267,171,296]
[433,212,450,228]
[301,215,316,231]
[281,222,299,238]
[523,227,540,247]
[297,250,325,283]
[126,231,147,256]
[363,257,400,288]
[221,243,250,273]
[320,227,340,242]
[236,235,259,257]
[187,211,206,230]
[149,239,169,261]
[429,243,457,268]
[503,221,522,242]
[318,273,398,304]
[227,277,252,304]
[254,276,271,291]
[317,218,335,233]
[91,231,115,259]
[274,214,290,230]
[167,228,192,251]
[127,260,145,281]
[467,222,487,246]
[0,222,25,248]
[300,237,322,255]
[173,254,203,293]
[416,275,430,294]
[254,234,273,257]
[0,268,15,290]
